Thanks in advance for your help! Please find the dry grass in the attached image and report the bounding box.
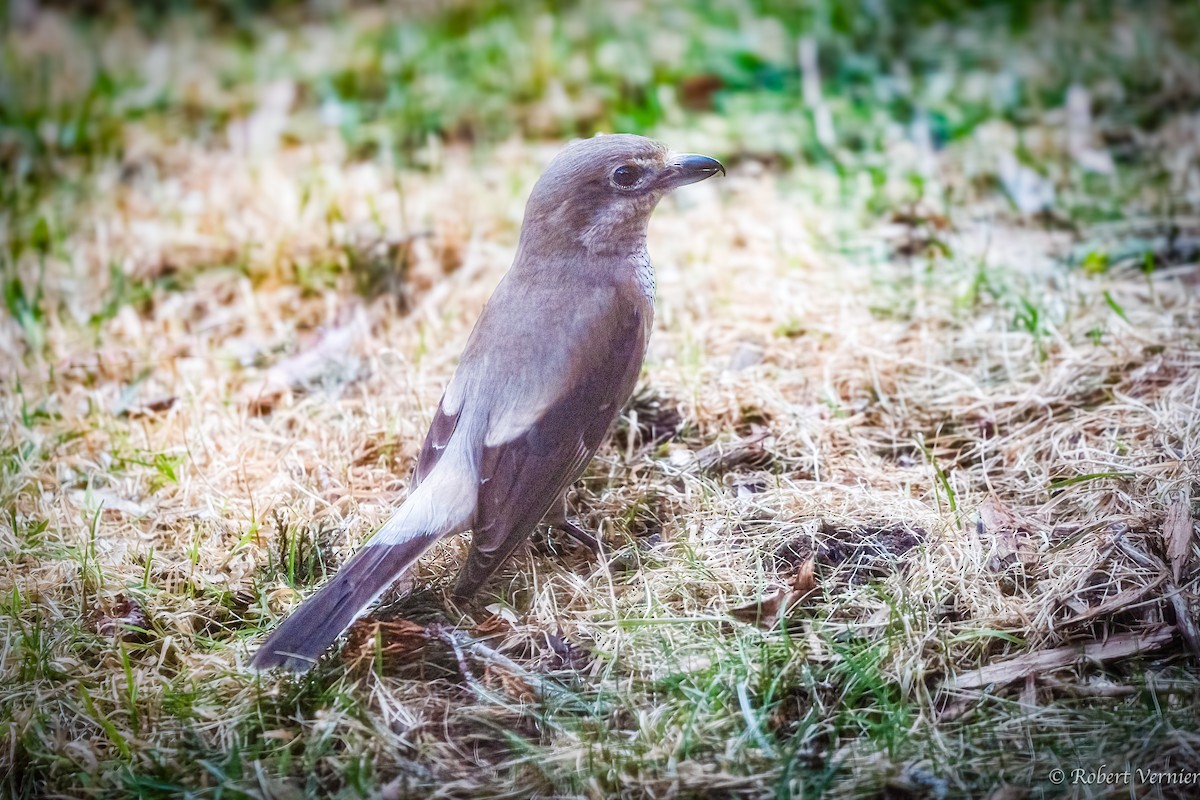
[3,4,1200,799]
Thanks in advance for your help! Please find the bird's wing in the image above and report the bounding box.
[451,286,649,597]
[412,397,459,487]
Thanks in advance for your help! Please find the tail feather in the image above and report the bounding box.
[249,535,438,671]
[251,464,475,672]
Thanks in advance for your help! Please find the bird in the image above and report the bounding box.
[251,134,724,671]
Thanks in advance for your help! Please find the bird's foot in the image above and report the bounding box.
[552,517,602,552]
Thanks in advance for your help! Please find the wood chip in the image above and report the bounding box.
[1166,590,1200,661]
[1059,574,1167,629]
[948,626,1177,690]
[1165,492,1195,583]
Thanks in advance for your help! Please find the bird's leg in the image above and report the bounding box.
[557,518,601,551]
[543,498,601,552]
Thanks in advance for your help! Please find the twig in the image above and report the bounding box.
[948,626,1178,690]
[431,625,569,702]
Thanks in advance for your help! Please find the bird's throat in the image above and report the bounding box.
[631,250,656,305]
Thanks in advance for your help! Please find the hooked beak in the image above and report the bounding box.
[661,153,726,189]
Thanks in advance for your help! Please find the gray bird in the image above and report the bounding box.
[251,134,723,671]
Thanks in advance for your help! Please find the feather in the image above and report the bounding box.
[251,460,475,672]
[250,537,437,671]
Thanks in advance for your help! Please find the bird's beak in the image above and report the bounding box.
[662,153,726,189]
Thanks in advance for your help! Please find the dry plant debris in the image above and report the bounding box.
[729,557,818,629]
[86,593,152,641]
[948,626,1179,690]
[1165,493,1195,585]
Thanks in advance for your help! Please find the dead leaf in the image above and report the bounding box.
[792,557,816,594]
[994,528,1038,569]
[730,587,791,628]
[88,594,151,641]
[729,557,818,628]
[936,697,975,723]
[1019,674,1038,709]
[352,434,400,467]
[482,663,537,702]
[122,396,177,418]
[948,626,1177,690]
[378,759,435,800]
[243,308,368,414]
[432,626,567,702]
[69,488,152,518]
[1040,675,1137,698]
[1165,492,1195,583]
[1066,84,1115,175]
[979,496,1039,571]
[471,615,513,641]
[343,618,430,671]
[727,340,764,372]
[679,74,723,111]
[979,496,1019,531]
[227,79,295,156]
[812,522,924,582]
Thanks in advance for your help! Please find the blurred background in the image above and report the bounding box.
[6,0,1198,224]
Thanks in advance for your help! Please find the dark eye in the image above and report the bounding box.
[612,164,641,188]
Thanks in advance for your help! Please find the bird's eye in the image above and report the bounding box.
[612,164,641,188]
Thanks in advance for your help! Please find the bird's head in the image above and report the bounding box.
[518,134,724,257]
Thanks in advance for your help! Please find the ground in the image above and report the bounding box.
[1,2,1199,798]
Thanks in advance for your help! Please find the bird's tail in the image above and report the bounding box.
[250,463,475,672]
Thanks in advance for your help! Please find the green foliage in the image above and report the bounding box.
[3,273,46,353]
[8,0,1196,183]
